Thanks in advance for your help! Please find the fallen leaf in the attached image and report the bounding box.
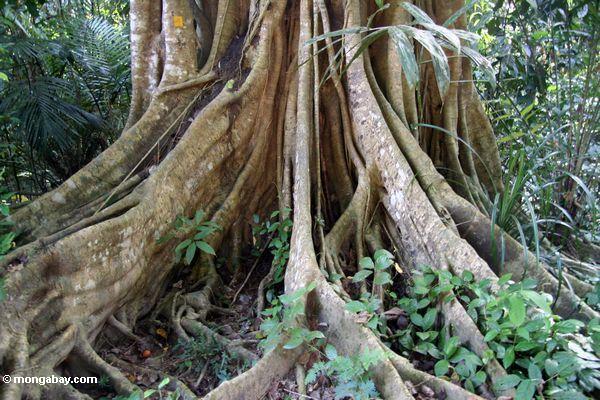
[155,328,168,339]
[394,262,403,273]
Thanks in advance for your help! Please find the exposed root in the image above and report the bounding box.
[106,355,198,400]
[180,318,258,362]
[202,347,301,400]
[73,337,139,396]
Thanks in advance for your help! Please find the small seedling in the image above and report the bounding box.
[306,344,384,400]
[158,210,220,265]
[258,282,325,353]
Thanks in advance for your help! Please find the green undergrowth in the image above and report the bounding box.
[173,332,250,384]
[390,266,600,399]
[0,169,15,303]
[158,209,221,265]
[258,281,384,399]
[251,208,292,296]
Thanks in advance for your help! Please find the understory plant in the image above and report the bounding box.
[252,208,292,294]
[394,266,600,398]
[108,377,173,400]
[158,210,220,265]
[173,333,249,383]
[344,249,395,334]
[0,169,14,302]
[306,344,384,400]
[258,282,325,353]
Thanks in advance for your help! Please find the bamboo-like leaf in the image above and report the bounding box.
[401,2,435,25]
[388,26,419,89]
[443,0,477,27]
[306,27,365,45]
[402,26,450,98]
[453,29,480,45]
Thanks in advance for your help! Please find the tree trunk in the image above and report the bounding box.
[1,1,596,399]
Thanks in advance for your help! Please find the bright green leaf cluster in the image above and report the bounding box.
[158,210,221,265]
[306,345,384,400]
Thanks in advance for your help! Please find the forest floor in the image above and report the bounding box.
[80,250,340,399]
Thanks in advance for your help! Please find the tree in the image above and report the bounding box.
[0,1,597,399]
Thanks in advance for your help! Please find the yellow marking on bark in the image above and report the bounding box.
[173,15,184,28]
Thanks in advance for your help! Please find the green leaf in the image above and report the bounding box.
[521,290,551,313]
[527,363,542,381]
[175,239,192,254]
[0,72,8,81]
[346,300,367,313]
[196,240,216,255]
[515,379,535,400]
[503,346,515,368]
[410,312,424,327]
[283,336,304,349]
[493,374,521,391]
[422,308,437,330]
[359,257,375,270]
[484,329,499,342]
[0,277,6,303]
[403,26,451,98]
[508,296,526,327]
[352,269,373,283]
[401,2,435,25]
[461,46,496,87]
[423,23,460,53]
[373,272,392,286]
[388,26,419,89]
[325,344,338,360]
[434,359,449,376]
[498,273,512,286]
[184,242,196,265]
[158,377,170,389]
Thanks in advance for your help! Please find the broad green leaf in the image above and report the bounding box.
[503,346,515,368]
[359,257,375,270]
[422,308,437,330]
[484,329,499,342]
[527,363,542,381]
[175,239,192,253]
[283,336,304,349]
[498,273,512,286]
[184,242,196,265]
[434,359,449,376]
[515,379,536,400]
[493,374,521,391]
[352,269,373,283]
[508,296,526,326]
[325,343,338,360]
[373,271,392,286]
[196,240,215,255]
[410,312,424,327]
[373,249,393,261]
[346,300,367,313]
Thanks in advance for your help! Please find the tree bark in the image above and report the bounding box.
[1,1,595,399]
